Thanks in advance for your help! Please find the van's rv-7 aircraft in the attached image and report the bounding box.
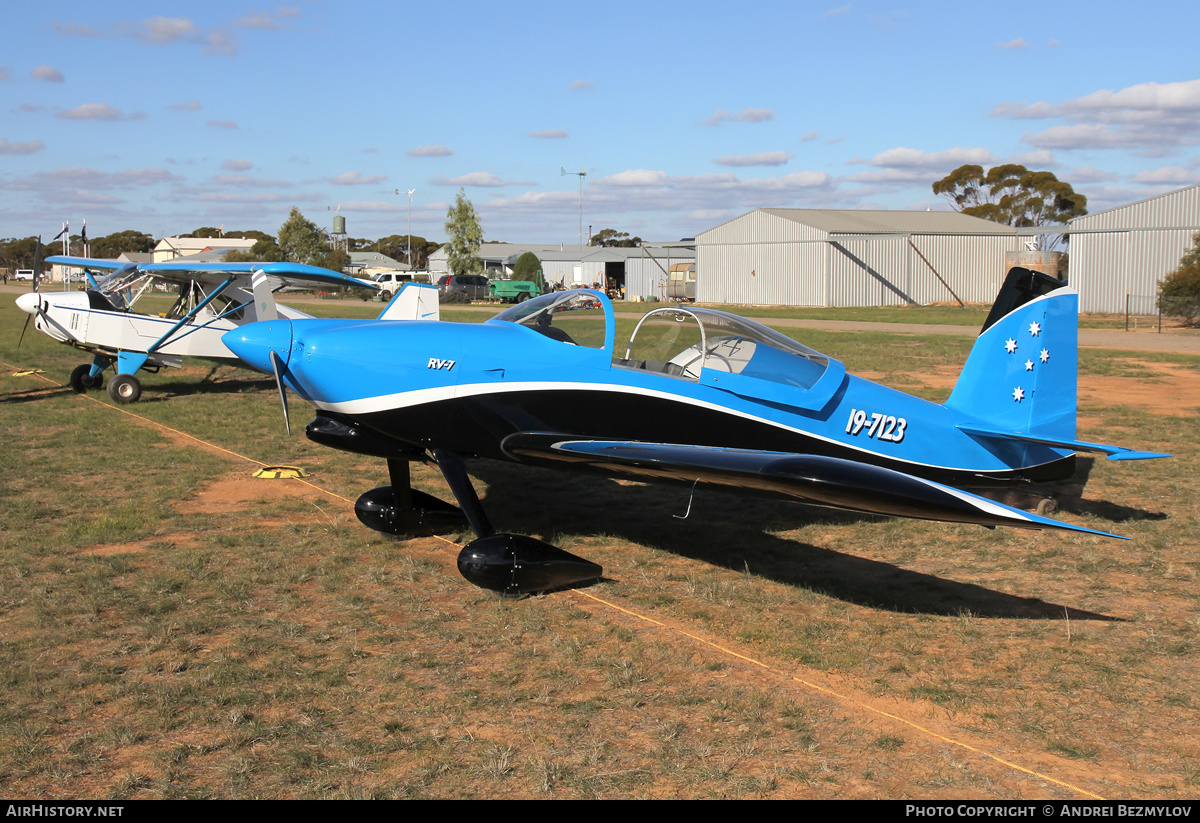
[223,268,1169,596]
[16,255,379,403]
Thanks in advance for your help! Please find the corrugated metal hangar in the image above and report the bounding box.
[1067,184,1200,315]
[695,209,1024,307]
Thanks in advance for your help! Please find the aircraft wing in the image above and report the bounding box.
[142,261,379,291]
[501,435,1124,539]
[44,255,133,271]
[45,256,377,291]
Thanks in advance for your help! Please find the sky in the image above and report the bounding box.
[2,0,1199,247]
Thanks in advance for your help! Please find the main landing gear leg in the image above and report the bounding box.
[432,450,603,597]
[353,458,467,536]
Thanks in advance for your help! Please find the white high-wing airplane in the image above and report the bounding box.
[16,255,380,403]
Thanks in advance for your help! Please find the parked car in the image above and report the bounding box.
[371,271,430,300]
[15,269,36,282]
[437,274,490,301]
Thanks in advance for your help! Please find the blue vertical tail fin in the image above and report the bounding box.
[945,268,1077,440]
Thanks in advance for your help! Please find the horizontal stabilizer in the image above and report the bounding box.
[958,425,1171,461]
[502,435,1125,539]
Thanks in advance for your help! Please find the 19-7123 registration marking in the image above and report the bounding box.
[845,408,907,443]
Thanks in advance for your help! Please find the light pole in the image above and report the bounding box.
[561,167,587,248]
[396,188,416,267]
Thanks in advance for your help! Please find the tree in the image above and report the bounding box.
[320,247,351,273]
[223,238,284,263]
[512,251,544,290]
[443,189,483,277]
[277,207,328,266]
[87,230,155,259]
[932,164,1088,248]
[591,228,643,247]
[376,234,438,268]
[1158,233,1200,326]
[0,236,44,271]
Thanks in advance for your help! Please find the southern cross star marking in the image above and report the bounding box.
[1029,321,1042,337]
[1040,348,1049,363]
[1012,386,1025,402]
[1025,360,1034,371]
[1005,338,1018,354]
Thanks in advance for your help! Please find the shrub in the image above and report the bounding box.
[1159,233,1200,326]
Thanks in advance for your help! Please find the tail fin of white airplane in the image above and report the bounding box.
[378,281,440,322]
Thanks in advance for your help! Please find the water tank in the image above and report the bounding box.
[333,214,346,235]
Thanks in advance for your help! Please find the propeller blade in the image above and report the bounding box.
[17,313,31,350]
[269,349,291,435]
[32,236,42,294]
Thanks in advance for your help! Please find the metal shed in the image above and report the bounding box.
[695,209,1024,307]
[1068,185,1200,315]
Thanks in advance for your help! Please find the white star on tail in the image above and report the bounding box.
[1025,360,1034,371]
[1012,386,1025,402]
[1040,348,1049,363]
[1029,321,1041,336]
[1005,338,1018,353]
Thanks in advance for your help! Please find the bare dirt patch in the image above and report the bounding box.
[175,472,329,516]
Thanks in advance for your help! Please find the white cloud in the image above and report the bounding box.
[569,80,593,91]
[1066,165,1118,184]
[214,174,292,187]
[56,103,140,121]
[207,119,238,129]
[713,151,791,167]
[221,159,253,171]
[1128,165,1199,185]
[3,166,182,191]
[31,65,65,82]
[599,169,670,187]
[996,37,1029,50]
[800,131,820,142]
[407,144,453,157]
[528,129,568,139]
[431,172,536,187]
[55,9,298,57]
[131,16,196,44]
[820,5,851,19]
[167,99,202,111]
[996,79,1200,153]
[52,22,105,38]
[0,138,45,155]
[853,146,997,171]
[703,107,774,126]
[330,171,387,185]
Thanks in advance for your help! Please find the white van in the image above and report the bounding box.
[15,270,36,282]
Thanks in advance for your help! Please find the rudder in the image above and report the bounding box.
[944,268,1077,440]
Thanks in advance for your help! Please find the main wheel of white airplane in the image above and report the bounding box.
[108,374,141,404]
[69,364,104,393]
[379,290,392,301]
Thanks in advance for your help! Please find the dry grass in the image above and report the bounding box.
[0,297,1197,799]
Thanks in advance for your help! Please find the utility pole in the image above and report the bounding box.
[561,167,587,248]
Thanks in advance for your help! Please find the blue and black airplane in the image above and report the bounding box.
[223,268,1168,595]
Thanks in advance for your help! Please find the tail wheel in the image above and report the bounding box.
[69,364,105,393]
[107,374,142,404]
